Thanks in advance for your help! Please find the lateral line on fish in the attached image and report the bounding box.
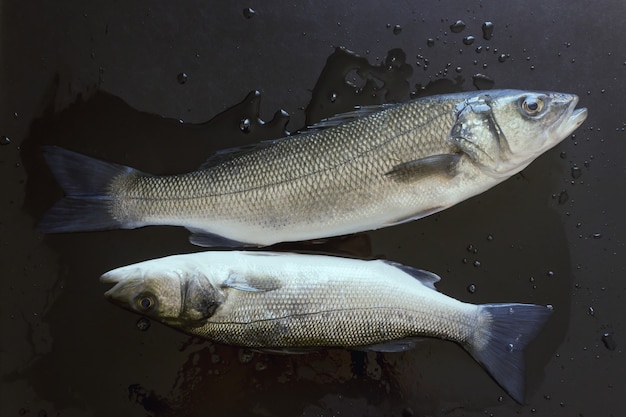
[209,305,454,326]
[124,110,454,201]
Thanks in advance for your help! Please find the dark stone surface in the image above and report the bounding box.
[1,1,624,416]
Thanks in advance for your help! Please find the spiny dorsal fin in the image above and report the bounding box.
[306,103,398,131]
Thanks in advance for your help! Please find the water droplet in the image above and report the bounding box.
[481,21,494,40]
[593,233,602,239]
[393,24,402,35]
[486,234,494,241]
[238,348,254,363]
[498,53,508,63]
[467,284,476,293]
[473,260,481,267]
[558,190,569,205]
[463,35,475,45]
[13,112,19,120]
[571,166,582,179]
[588,306,595,316]
[240,118,252,133]
[506,343,515,352]
[449,20,466,33]
[0,136,10,146]
[472,73,495,90]
[329,92,338,103]
[475,45,483,53]
[177,72,188,84]
[601,333,616,351]
[466,243,475,252]
[243,7,256,19]
[455,66,462,73]
[136,317,151,331]
[547,270,555,277]
[560,151,567,159]
[426,38,435,47]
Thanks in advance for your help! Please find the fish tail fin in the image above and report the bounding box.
[468,303,553,404]
[38,146,139,233]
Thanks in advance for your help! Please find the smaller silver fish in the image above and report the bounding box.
[101,251,553,403]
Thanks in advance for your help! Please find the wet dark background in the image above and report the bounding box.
[1,1,624,416]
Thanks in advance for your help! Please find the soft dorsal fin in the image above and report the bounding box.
[198,139,282,170]
[383,261,441,290]
[306,103,398,131]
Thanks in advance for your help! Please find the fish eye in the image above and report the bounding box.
[520,96,545,116]
[136,293,157,312]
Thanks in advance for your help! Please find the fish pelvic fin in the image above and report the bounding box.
[468,303,553,404]
[38,146,138,233]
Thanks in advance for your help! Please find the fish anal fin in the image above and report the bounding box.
[187,230,257,248]
[356,337,425,353]
[385,154,461,183]
[383,206,444,227]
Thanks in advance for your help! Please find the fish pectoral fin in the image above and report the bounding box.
[382,261,441,290]
[187,229,257,248]
[356,337,426,353]
[222,272,282,292]
[385,154,461,183]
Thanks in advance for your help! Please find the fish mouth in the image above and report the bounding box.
[570,106,588,126]
[100,270,141,302]
[558,94,588,135]
[565,94,587,129]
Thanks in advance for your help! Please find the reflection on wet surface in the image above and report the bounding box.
[11,47,577,416]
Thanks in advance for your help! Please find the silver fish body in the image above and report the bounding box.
[101,251,553,403]
[40,90,587,246]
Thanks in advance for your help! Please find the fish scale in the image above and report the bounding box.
[115,99,457,228]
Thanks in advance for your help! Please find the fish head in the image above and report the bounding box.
[451,90,588,178]
[101,257,224,327]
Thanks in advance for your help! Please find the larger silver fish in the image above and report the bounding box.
[101,251,553,403]
[40,90,587,246]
